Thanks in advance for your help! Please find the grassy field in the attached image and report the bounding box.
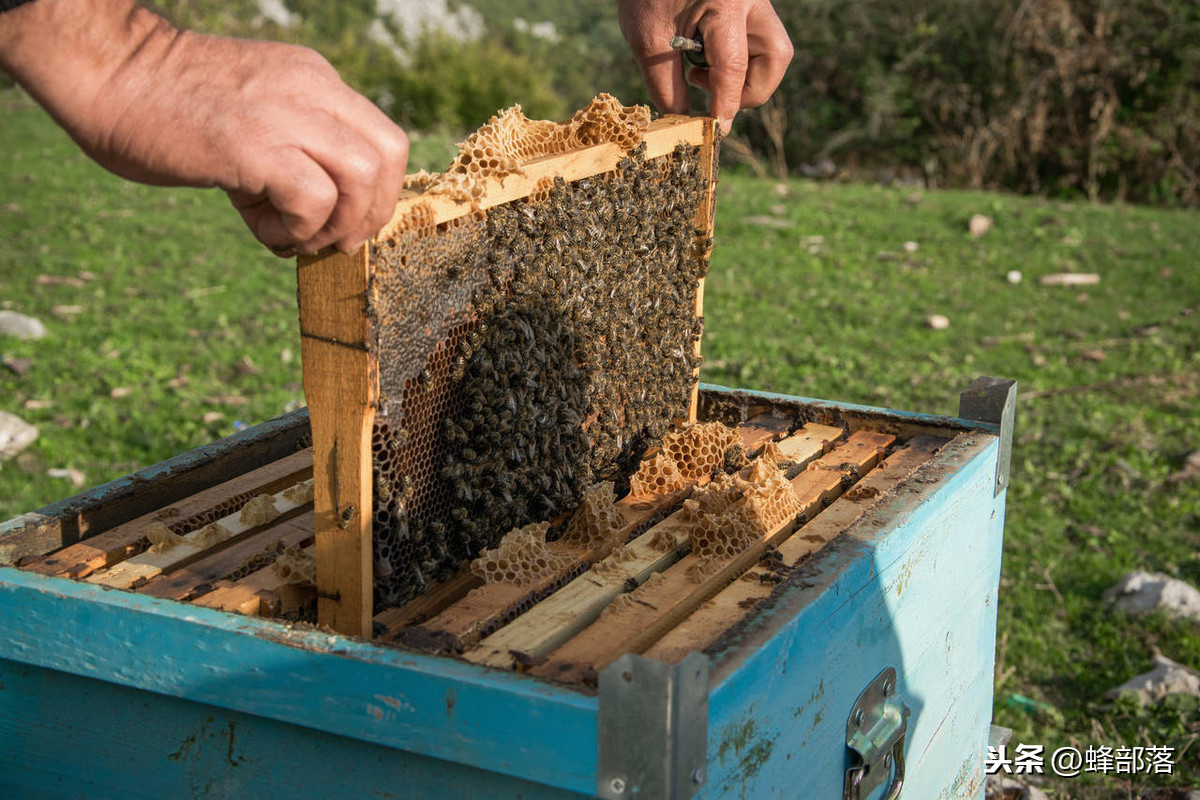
[1,91,1197,796]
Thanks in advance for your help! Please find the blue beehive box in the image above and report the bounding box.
[0,381,1013,800]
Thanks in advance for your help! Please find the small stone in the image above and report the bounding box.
[1104,571,1200,622]
[1169,449,1200,483]
[35,274,86,288]
[1105,653,1200,706]
[109,386,133,399]
[926,314,951,330]
[969,214,993,237]
[1038,273,1101,287]
[903,241,919,252]
[985,776,1049,800]
[0,410,38,460]
[1006,270,1023,284]
[0,310,46,340]
[2,356,32,376]
[1080,349,1106,362]
[202,411,225,425]
[742,215,793,229]
[47,467,86,488]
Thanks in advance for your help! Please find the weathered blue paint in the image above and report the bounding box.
[700,431,1002,799]
[0,567,597,795]
[0,388,1005,799]
[0,659,586,800]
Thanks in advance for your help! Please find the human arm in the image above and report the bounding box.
[0,0,408,254]
[615,0,793,133]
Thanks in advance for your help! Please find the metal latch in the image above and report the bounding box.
[844,667,908,800]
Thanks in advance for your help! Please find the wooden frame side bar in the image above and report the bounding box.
[297,245,376,636]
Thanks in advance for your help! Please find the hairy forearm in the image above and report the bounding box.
[0,0,177,158]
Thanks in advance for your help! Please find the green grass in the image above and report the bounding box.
[2,93,1198,796]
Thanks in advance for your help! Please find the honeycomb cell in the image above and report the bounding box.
[274,544,316,585]
[629,453,686,497]
[559,481,624,548]
[471,522,575,586]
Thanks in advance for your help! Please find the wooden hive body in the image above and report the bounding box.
[0,386,1011,799]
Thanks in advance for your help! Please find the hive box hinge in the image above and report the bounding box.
[844,667,909,800]
[957,376,1018,497]
[597,652,709,800]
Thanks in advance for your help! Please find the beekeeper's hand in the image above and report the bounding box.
[616,0,793,133]
[0,0,408,255]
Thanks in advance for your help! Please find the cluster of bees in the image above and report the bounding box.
[364,141,710,609]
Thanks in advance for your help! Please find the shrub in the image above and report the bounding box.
[741,0,1200,205]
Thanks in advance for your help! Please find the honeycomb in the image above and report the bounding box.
[239,494,280,527]
[282,481,314,506]
[145,521,230,553]
[365,97,712,609]
[471,521,574,586]
[274,544,316,585]
[686,461,799,565]
[628,453,687,496]
[628,422,740,496]
[741,471,803,532]
[415,95,651,203]
[590,543,638,576]
[559,481,624,548]
[664,422,740,481]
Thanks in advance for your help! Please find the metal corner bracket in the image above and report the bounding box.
[598,652,710,800]
[957,375,1018,496]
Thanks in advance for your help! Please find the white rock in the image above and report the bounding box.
[0,310,46,340]
[1006,270,1023,284]
[742,215,793,229]
[1038,272,1100,287]
[0,410,38,460]
[1104,571,1200,622]
[47,467,86,487]
[926,314,951,330]
[255,0,298,27]
[903,241,919,252]
[1105,653,1200,705]
[969,214,993,237]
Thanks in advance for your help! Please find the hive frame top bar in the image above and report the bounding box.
[377,115,713,237]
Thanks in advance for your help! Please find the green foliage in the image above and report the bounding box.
[380,31,566,131]
[742,0,1200,206]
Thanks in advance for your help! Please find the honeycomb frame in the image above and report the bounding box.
[297,101,719,636]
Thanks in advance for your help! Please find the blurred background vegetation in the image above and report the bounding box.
[107,0,1196,206]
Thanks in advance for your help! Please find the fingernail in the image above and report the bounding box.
[719,117,733,135]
